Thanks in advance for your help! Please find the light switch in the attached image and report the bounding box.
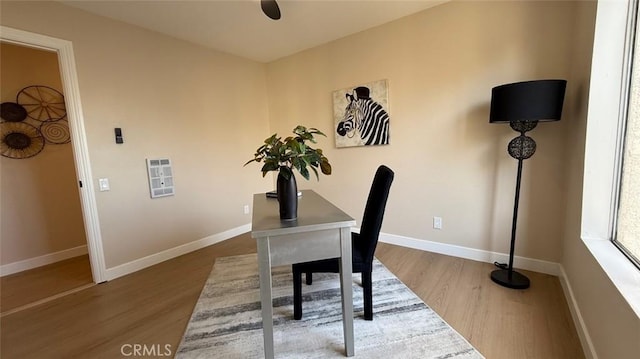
[99,178,110,191]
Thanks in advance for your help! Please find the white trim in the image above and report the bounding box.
[583,237,640,316]
[104,224,251,281]
[0,26,107,283]
[582,0,634,241]
[0,246,88,277]
[580,0,640,320]
[558,265,598,359]
[376,231,560,276]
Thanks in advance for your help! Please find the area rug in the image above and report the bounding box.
[176,254,484,358]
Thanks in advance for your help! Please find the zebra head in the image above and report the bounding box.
[336,86,389,146]
[337,92,363,139]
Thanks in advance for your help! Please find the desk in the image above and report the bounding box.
[251,190,356,358]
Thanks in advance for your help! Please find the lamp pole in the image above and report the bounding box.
[490,120,536,289]
[508,158,523,280]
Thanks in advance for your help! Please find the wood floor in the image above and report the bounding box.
[1,255,93,315]
[0,233,584,358]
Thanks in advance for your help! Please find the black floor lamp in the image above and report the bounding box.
[489,79,567,289]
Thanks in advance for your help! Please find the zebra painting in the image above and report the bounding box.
[334,80,390,147]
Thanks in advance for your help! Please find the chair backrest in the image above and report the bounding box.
[357,165,394,263]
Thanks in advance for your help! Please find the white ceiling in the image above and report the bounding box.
[61,0,447,63]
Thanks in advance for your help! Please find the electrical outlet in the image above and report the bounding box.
[243,204,250,214]
[433,216,443,230]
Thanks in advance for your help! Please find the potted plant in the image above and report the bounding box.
[245,125,332,220]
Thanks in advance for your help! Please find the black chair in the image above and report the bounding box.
[292,165,394,321]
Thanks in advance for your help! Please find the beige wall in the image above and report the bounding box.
[266,0,581,262]
[0,42,87,264]
[561,2,640,358]
[0,1,271,268]
[0,0,588,268]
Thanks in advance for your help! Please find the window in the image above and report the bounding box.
[580,0,640,321]
[614,0,640,269]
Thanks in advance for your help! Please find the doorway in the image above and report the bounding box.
[0,26,107,297]
[0,42,95,314]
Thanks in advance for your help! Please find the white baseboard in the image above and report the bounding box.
[558,265,598,359]
[0,245,88,277]
[376,231,561,276]
[104,224,251,281]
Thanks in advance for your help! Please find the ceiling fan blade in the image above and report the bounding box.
[261,0,281,20]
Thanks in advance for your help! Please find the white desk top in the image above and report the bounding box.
[251,190,356,238]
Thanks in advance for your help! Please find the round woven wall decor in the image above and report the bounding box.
[1,122,45,159]
[0,102,28,122]
[17,85,67,122]
[40,119,71,144]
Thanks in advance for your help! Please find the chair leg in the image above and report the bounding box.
[305,272,312,285]
[293,268,303,320]
[363,270,373,320]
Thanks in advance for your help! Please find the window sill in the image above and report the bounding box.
[582,237,640,318]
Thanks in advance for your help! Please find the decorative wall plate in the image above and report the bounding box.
[1,122,45,159]
[17,85,66,122]
[0,102,27,122]
[40,119,71,144]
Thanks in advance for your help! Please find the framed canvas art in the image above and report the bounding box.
[333,79,390,148]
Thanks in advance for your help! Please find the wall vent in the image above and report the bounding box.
[146,158,175,198]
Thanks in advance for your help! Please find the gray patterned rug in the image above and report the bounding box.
[176,254,484,358]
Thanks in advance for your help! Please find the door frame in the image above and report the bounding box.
[1,26,107,283]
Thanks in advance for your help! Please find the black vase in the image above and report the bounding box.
[277,169,298,221]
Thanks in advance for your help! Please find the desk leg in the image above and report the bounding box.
[339,227,355,357]
[257,238,275,359]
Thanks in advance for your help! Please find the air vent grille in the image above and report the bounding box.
[146,158,175,198]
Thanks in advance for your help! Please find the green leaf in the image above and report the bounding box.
[305,151,320,163]
[291,156,301,169]
[261,162,279,174]
[286,138,300,154]
[299,165,310,180]
[264,133,279,145]
[301,154,311,166]
[310,165,319,180]
[309,128,326,137]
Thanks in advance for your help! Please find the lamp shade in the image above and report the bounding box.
[489,79,567,123]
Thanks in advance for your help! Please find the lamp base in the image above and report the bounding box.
[490,269,530,289]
